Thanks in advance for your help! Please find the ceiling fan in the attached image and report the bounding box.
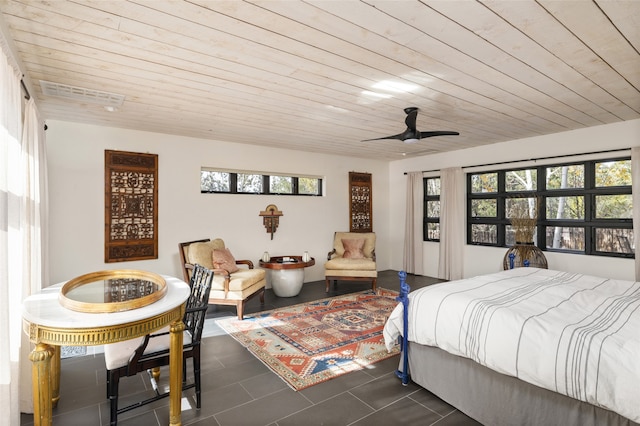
[363,107,459,144]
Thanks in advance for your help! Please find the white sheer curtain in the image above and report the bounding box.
[438,167,465,280]
[632,147,640,281]
[18,98,48,415]
[403,172,423,275]
[0,41,47,423]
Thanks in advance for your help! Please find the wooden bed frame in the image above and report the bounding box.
[393,271,639,426]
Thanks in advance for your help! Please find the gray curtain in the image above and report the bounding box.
[403,172,423,275]
[438,167,465,280]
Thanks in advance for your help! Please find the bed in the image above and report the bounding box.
[383,268,640,426]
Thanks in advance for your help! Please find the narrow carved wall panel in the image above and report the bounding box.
[105,150,158,262]
[349,171,372,232]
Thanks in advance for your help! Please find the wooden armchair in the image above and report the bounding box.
[178,238,265,319]
[324,232,377,292]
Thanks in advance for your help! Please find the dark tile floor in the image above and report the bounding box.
[21,270,483,426]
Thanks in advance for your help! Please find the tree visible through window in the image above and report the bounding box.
[238,173,262,193]
[270,175,292,194]
[200,171,229,192]
[201,168,322,196]
[464,158,633,258]
[424,177,440,241]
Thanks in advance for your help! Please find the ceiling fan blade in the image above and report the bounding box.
[362,132,407,142]
[419,131,460,138]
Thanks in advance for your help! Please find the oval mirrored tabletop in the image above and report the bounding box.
[59,269,167,313]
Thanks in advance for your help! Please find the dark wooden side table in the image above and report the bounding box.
[259,255,315,297]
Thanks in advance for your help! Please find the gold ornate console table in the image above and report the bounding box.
[22,272,190,426]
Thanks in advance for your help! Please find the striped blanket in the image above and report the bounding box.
[383,268,640,422]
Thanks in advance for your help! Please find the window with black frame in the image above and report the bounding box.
[201,168,323,196]
[424,177,441,241]
[464,157,633,258]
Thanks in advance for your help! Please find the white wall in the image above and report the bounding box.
[47,119,640,286]
[46,120,390,285]
[389,119,640,281]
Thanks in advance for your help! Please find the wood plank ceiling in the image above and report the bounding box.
[1,0,639,160]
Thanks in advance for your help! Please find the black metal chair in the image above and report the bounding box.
[104,265,213,425]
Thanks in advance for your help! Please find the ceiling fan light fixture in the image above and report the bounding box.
[403,138,420,144]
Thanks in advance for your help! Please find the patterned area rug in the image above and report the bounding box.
[216,289,400,391]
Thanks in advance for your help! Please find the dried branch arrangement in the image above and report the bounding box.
[509,200,538,243]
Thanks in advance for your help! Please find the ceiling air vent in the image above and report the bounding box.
[39,80,124,106]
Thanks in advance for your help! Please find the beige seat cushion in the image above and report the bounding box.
[212,268,265,291]
[104,326,192,370]
[325,257,376,271]
[210,279,266,301]
[325,269,378,278]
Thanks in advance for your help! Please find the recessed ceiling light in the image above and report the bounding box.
[39,80,125,107]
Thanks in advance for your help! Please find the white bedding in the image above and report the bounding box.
[383,268,640,422]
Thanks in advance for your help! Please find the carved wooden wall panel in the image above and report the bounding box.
[105,150,158,262]
[349,171,372,232]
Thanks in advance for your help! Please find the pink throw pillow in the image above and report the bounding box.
[212,248,240,273]
[342,238,365,259]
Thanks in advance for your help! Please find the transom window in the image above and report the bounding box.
[465,157,633,257]
[201,168,322,196]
